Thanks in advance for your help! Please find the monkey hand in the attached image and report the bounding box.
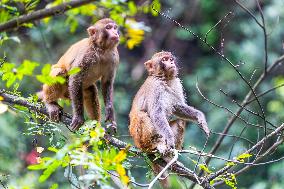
[197,117,210,137]
[105,120,117,135]
[157,133,175,155]
[70,116,85,131]
[165,133,176,150]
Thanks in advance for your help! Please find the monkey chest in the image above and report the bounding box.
[161,93,177,116]
[82,52,117,85]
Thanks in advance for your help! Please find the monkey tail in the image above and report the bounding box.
[152,163,170,188]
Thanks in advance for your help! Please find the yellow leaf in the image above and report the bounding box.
[113,150,127,163]
[0,96,3,101]
[126,28,145,49]
[90,130,97,138]
[116,164,126,176]
[121,175,130,185]
[199,164,212,173]
[42,17,51,24]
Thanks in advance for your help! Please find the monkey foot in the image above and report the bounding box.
[49,107,62,122]
[105,121,117,135]
[70,116,85,131]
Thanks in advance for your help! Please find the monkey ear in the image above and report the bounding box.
[87,26,97,36]
[144,60,154,73]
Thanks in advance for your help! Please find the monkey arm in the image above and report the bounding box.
[173,104,210,136]
[69,73,84,130]
[147,89,176,150]
[148,108,176,152]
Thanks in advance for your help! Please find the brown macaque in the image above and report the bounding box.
[38,18,120,132]
[129,51,210,188]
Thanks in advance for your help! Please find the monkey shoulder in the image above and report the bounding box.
[57,38,89,70]
[167,78,185,99]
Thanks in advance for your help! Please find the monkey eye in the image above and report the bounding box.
[162,57,168,61]
[169,57,174,61]
[105,25,112,30]
[114,25,118,30]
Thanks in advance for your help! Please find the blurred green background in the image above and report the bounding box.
[1,0,284,188]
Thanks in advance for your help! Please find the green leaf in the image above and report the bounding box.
[41,64,51,75]
[39,160,62,183]
[18,60,39,76]
[151,0,161,16]
[28,163,46,170]
[128,2,137,15]
[13,104,29,111]
[6,75,16,87]
[48,147,59,153]
[1,62,14,72]
[67,67,81,76]
[236,153,252,163]
[199,164,212,173]
[54,76,66,84]
[49,183,58,189]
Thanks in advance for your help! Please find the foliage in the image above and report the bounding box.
[28,121,130,188]
[0,0,284,189]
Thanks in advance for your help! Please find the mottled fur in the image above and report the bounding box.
[39,18,120,131]
[129,51,209,188]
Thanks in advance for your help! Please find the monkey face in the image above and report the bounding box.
[159,54,177,78]
[87,18,120,48]
[145,51,178,79]
[104,22,120,43]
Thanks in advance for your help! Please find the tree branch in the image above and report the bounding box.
[0,0,96,32]
[0,90,212,188]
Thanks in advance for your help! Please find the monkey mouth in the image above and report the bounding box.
[168,67,176,71]
[111,36,119,42]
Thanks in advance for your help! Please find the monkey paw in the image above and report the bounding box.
[156,144,168,155]
[198,119,210,137]
[49,107,62,122]
[70,116,85,131]
[105,121,117,135]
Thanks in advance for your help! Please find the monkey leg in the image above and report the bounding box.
[129,111,164,152]
[83,85,101,121]
[170,119,186,150]
[41,83,67,122]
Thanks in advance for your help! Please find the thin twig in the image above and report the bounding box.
[196,82,272,131]
[148,150,178,189]
[219,89,276,128]
[0,90,204,187]
[204,12,233,43]
[107,170,149,188]
[152,4,267,137]
[255,0,268,73]
[233,0,263,28]
[0,0,96,32]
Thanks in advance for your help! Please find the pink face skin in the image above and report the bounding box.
[159,55,178,79]
[145,52,178,79]
[105,22,119,43]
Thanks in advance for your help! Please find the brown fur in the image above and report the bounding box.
[129,51,210,188]
[39,18,120,131]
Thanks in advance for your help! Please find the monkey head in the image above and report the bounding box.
[144,51,178,80]
[87,18,120,49]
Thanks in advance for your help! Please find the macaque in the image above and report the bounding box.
[129,51,210,188]
[38,18,120,131]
